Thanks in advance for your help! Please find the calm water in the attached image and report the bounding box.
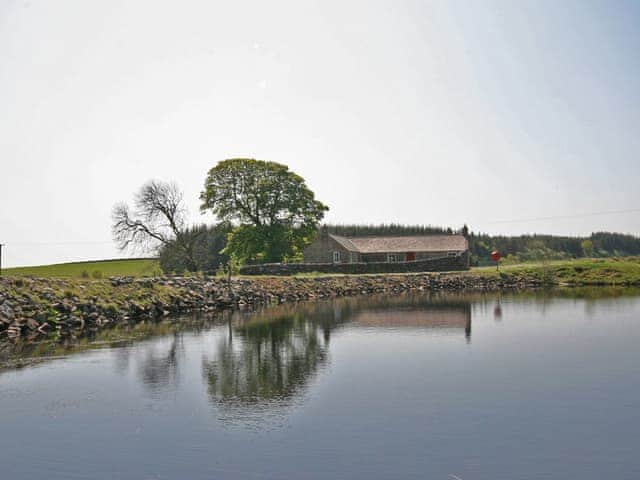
[1,290,639,480]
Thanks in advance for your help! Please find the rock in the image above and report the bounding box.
[7,323,22,337]
[0,302,14,324]
[26,318,39,330]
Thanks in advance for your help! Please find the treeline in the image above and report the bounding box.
[469,231,640,265]
[326,224,451,237]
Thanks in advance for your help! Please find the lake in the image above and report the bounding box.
[1,289,639,479]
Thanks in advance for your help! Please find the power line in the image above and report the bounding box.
[483,208,640,225]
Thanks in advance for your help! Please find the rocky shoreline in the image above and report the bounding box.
[0,272,541,341]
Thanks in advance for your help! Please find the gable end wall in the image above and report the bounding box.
[303,236,354,263]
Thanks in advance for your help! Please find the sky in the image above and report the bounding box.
[1,0,639,267]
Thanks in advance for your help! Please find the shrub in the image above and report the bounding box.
[91,270,103,279]
[540,259,557,286]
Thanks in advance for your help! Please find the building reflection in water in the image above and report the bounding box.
[202,293,472,425]
[347,300,471,341]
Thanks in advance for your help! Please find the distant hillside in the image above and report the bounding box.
[3,258,160,278]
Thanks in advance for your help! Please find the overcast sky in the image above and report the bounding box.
[1,0,639,267]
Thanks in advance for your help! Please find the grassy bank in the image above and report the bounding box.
[287,258,640,286]
[2,257,640,286]
[2,258,160,278]
[472,257,640,285]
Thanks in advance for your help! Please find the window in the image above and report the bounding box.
[387,253,400,263]
[333,251,341,263]
[447,252,458,257]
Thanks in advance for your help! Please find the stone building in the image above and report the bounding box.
[303,228,470,268]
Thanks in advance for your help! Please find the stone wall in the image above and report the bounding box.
[240,252,470,276]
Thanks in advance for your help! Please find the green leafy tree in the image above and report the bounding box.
[581,239,594,258]
[200,159,328,264]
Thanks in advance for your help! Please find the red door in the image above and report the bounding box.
[406,252,416,261]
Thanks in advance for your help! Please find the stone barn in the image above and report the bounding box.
[303,229,470,269]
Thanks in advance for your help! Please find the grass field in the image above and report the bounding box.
[472,257,640,285]
[2,258,160,278]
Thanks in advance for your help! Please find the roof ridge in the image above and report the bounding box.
[334,233,464,238]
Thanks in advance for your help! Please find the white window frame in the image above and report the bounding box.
[387,253,400,263]
[447,251,458,257]
[333,251,341,263]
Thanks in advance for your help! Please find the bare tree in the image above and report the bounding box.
[112,180,201,271]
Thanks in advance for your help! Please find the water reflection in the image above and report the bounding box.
[7,288,639,420]
[137,332,183,395]
[202,310,330,426]
[347,297,472,340]
[202,294,473,424]
[0,315,208,375]
[493,303,503,321]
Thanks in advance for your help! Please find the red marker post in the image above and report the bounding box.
[490,250,501,271]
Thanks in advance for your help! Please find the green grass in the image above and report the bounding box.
[471,257,640,285]
[2,258,161,278]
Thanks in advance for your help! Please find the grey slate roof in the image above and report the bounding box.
[330,234,468,254]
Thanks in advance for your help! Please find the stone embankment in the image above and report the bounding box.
[0,273,540,340]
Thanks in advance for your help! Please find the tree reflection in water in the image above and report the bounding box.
[202,307,333,427]
[137,332,183,396]
[201,293,473,426]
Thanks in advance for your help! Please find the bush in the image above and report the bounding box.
[216,259,240,277]
[91,270,103,279]
[81,270,90,278]
[540,259,557,286]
